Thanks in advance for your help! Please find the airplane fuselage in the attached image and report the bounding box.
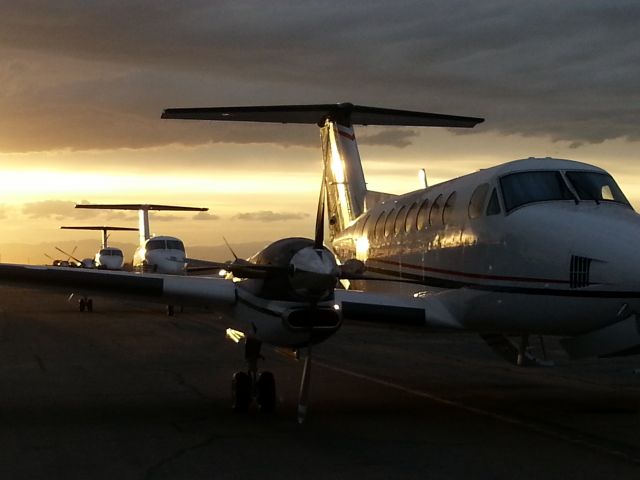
[133,235,187,274]
[332,158,640,336]
[95,247,125,270]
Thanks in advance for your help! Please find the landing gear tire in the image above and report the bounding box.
[166,305,174,316]
[79,299,85,312]
[86,298,93,313]
[232,372,251,413]
[257,371,276,413]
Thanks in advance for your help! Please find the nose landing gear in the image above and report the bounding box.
[231,338,277,413]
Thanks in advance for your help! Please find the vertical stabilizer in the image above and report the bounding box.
[139,209,151,243]
[321,120,367,241]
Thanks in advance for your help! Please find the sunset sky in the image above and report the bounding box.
[1,1,639,263]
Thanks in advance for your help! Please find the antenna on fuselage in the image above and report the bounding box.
[74,204,208,245]
[60,226,138,249]
[419,168,428,188]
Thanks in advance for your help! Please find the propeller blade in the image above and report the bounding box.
[55,246,82,264]
[222,236,239,261]
[297,346,312,425]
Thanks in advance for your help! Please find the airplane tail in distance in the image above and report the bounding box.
[161,103,484,240]
[75,204,208,243]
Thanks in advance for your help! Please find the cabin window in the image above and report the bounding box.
[360,215,370,237]
[384,208,396,237]
[394,205,407,235]
[564,171,631,206]
[468,184,490,219]
[404,202,418,232]
[416,198,430,230]
[374,211,387,240]
[442,192,457,224]
[429,194,443,226]
[486,189,501,215]
[500,171,574,212]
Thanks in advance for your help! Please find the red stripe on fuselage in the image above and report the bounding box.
[338,129,355,140]
[368,258,568,284]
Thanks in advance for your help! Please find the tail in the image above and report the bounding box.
[161,103,484,240]
[320,119,367,240]
[74,204,208,245]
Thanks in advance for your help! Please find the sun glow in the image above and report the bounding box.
[0,169,317,203]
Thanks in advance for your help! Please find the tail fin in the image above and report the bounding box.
[320,120,367,240]
[60,225,138,248]
[75,204,208,244]
[161,103,484,240]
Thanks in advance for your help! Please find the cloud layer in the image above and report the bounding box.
[1,1,639,153]
[232,211,310,222]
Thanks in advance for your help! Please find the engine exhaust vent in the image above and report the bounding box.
[570,255,592,288]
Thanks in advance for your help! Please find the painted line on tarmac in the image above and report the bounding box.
[317,361,640,466]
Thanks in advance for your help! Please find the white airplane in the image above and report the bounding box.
[2,104,639,423]
[60,225,138,270]
[74,204,207,275]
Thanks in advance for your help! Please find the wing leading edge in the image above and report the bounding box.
[0,264,236,307]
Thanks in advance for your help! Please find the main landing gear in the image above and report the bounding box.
[231,338,276,413]
[78,296,93,312]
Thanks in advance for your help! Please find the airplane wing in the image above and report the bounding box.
[335,289,462,331]
[0,263,236,307]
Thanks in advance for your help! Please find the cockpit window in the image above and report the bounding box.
[486,189,501,216]
[147,240,165,251]
[166,240,185,251]
[500,171,574,212]
[100,249,122,256]
[565,171,630,206]
[469,184,489,219]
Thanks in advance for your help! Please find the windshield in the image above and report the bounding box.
[166,240,185,251]
[500,171,575,212]
[565,171,630,206]
[147,240,165,251]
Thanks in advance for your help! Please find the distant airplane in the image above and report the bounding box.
[2,104,639,423]
[60,226,138,270]
[74,204,207,275]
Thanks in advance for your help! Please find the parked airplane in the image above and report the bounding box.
[74,204,207,274]
[60,226,138,270]
[1,104,639,423]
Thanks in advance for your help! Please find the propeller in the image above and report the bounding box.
[296,163,329,424]
[55,246,82,266]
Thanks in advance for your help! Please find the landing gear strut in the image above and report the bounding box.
[231,338,276,413]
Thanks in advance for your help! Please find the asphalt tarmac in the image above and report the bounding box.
[0,286,639,479]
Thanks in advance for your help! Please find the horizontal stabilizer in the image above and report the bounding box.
[61,226,138,231]
[162,103,484,128]
[75,204,208,212]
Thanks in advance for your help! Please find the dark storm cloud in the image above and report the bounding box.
[1,0,639,152]
[232,211,310,222]
[359,130,418,148]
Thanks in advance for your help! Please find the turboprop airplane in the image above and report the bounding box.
[74,204,207,275]
[1,104,639,423]
[60,225,138,270]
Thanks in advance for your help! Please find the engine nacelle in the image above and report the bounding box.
[245,237,339,302]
